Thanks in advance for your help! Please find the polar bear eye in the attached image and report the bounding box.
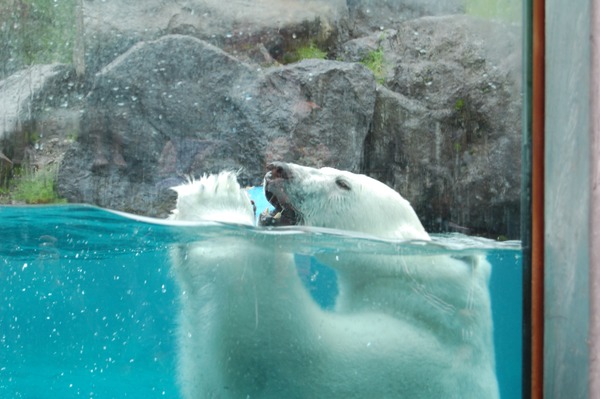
[335,178,352,191]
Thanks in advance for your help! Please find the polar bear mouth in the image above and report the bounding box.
[258,163,301,227]
[259,191,300,226]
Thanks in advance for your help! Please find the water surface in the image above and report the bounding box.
[0,205,522,398]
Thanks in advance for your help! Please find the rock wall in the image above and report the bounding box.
[58,35,375,216]
[0,1,522,238]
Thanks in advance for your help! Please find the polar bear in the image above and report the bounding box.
[169,162,499,399]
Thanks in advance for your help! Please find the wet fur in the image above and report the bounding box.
[169,167,499,399]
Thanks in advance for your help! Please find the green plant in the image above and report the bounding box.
[28,130,41,144]
[12,165,67,204]
[286,42,328,63]
[65,129,79,142]
[454,98,466,111]
[297,42,327,60]
[361,47,386,84]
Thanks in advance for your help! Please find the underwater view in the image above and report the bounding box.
[1,200,522,399]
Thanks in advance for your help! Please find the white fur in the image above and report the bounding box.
[169,165,499,399]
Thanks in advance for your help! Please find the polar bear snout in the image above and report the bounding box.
[266,161,293,181]
[260,162,301,226]
[264,162,293,210]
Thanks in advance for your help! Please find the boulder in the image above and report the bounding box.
[83,0,348,74]
[0,64,81,167]
[244,59,376,171]
[57,35,375,217]
[346,0,464,37]
[0,7,524,238]
[358,16,521,237]
[0,64,73,140]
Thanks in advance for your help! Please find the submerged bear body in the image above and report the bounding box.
[169,162,499,399]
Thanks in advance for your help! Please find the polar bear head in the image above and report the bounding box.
[259,162,430,241]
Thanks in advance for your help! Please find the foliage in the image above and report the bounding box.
[11,164,67,204]
[296,42,327,60]
[361,47,386,84]
[454,98,466,111]
[0,0,76,75]
[284,42,327,64]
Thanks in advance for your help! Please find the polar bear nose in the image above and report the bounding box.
[266,162,292,180]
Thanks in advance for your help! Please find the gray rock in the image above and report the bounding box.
[0,64,82,167]
[0,9,523,238]
[0,64,73,140]
[346,0,464,37]
[360,16,521,237]
[57,35,375,217]
[82,0,348,75]
[245,59,376,171]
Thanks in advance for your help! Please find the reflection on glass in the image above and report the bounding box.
[0,1,522,398]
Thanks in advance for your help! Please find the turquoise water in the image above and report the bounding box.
[0,204,522,399]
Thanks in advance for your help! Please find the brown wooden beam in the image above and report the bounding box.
[531,0,545,397]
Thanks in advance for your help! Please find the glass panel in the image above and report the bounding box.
[544,0,590,395]
[1,1,523,398]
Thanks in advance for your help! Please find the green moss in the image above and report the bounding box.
[65,129,79,142]
[454,98,466,111]
[296,42,327,60]
[361,47,386,84]
[284,42,328,64]
[12,165,67,204]
[28,131,41,144]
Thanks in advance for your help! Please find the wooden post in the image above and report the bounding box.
[531,0,545,397]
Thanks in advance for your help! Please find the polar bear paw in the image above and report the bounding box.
[170,172,255,225]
